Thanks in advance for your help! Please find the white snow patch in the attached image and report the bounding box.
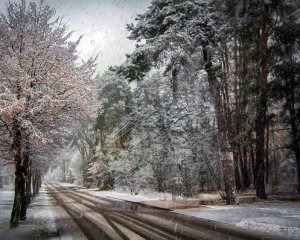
[0,186,59,240]
[56,182,79,188]
[203,205,238,210]
[81,189,160,203]
[57,183,222,204]
[79,187,221,203]
[237,221,300,239]
[84,188,221,203]
[196,193,222,201]
[29,187,58,237]
[0,190,14,232]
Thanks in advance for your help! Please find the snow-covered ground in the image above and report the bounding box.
[174,201,300,239]
[72,184,221,203]
[0,186,59,240]
[0,190,13,233]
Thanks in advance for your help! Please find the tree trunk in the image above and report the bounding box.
[254,4,269,199]
[10,120,22,228]
[32,174,36,198]
[234,153,242,190]
[250,146,255,187]
[33,172,41,195]
[177,164,193,198]
[171,67,179,101]
[32,173,38,197]
[10,172,22,228]
[288,92,300,191]
[26,170,32,205]
[266,123,270,185]
[19,172,26,221]
[242,148,250,188]
[202,42,239,205]
[37,173,42,193]
[155,173,165,193]
[20,142,30,220]
[238,149,246,191]
[294,139,300,191]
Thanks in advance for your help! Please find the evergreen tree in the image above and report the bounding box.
[270,2,300,190]
[126,0,239,204]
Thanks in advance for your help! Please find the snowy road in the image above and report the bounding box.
[47,183,282,240]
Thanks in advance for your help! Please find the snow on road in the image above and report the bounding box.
[4,182,297,239]
[60,183,300,239]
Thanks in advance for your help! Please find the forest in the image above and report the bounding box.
[0,0,299,228]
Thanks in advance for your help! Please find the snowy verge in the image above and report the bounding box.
[0,186,59,240]
[79,188,161,202]
[237,221,300,239]
[174,202,300,239]
[0,190,14,234]
[57,182,222,203]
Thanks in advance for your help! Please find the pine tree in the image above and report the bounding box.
[270,2,300,190]
[126,0,239,204]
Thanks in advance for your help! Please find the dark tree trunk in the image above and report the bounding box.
[242,148,250,188]
[26,170,32,205]
[280,6,300,191]
[288,90,300,191]
[250,146,255,187]
[266,123,270,185]
[33,172,41,195]
[171,67,179,101]
[32,173,39,197]
[234,153,242,190]
[10,172,22,228]
[254,4,269,199]
[19,172,27,221]
[37,173,42,193]
[10,120,22,228]
[156,175,165,193]
[294,140,300,191]
[20,142,30,220]
[32,174,36,198]
[202,42,239,205]
[237,149,246,191]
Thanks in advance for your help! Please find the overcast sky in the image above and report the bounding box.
[0,0,151,73]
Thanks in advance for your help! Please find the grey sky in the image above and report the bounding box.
[0,0,151,73]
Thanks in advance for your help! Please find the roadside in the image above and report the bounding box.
[0,185,89,240]
[0,185,59,240]
[174,201,300,239]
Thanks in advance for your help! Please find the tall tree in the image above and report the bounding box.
[254,1,270,199]
[270,2,300,190]
[220,0,300,197]
[126,0,239,204]
[0,0,96,227]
